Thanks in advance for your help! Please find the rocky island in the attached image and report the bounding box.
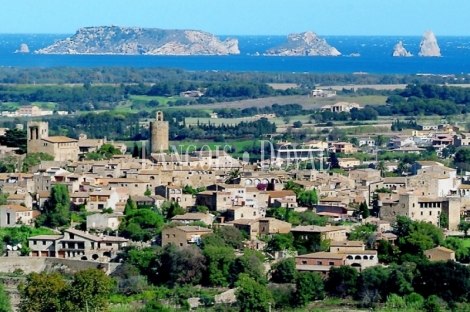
[35,26,240,55]
[418,30,441,57]
[15,43,30,53]
[392,41,412,57]
[264,31,341,56]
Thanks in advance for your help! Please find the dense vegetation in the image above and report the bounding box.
[0,67,465,85]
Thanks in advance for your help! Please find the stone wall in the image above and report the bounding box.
[0,257,121,275]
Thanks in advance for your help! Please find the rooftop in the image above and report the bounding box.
[42,136,78,143]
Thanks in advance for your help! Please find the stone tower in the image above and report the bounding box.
[27,121,49,153]
[150,111,169,153]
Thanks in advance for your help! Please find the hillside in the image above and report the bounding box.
[35,26,240,55]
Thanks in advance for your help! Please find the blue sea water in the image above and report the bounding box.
[1,34,470,74]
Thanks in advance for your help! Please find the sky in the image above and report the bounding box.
[0,0,468,36]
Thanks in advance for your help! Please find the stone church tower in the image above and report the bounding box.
[27,121,49,153]
[150,111,169,153]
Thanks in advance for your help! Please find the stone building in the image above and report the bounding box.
[27,122,78,161]
[28,229,128,260]
[424,246,456,261]
[161,226,213,247]
[379,193,461,230]
[150,111,169,153]
[0,204,33,227]
[18,105,42,117]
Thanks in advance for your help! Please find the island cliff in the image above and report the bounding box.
[35,26,240,55]
[418,30,441,57]
[392,41,412,57]
[264,31,341,56]
[15,43,30,53]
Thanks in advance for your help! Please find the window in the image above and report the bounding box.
[106,243,112,246]
[166,234,169,238]
[329,262,334,265]
[180,243,183,247]
[316,261,322,265]
[33,240,37,245]
[421,211,423,216]
[42,241,46,245]
[429,211,432,216]
[172,234,176,237]
[301,260,307,265]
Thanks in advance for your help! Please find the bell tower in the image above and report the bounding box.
[150,111,169,153]
[27,121,49,153]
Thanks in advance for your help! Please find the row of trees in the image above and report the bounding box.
[264,259,470,310]
[1,66,462,85]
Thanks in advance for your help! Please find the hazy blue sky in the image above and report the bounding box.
[1,0,468,35]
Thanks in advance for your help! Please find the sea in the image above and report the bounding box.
[1,34,470,74]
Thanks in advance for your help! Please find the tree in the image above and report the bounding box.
[357,266,390,307]
[423,295,440,312]
[36,184,70,228]
[442,237,470,262]
[283,180,301,195]
[293,272,325,307]
[0,281,11,312]
[22,153,54,172]
[396,161,409,176]
[230,249,267,285]
[1,129,27,153]
[298,189,318,207]
[159,244,206,286]
[326,266,358,298]
[124,197,137,215]
[388,262,416,296]
[266,233,294,253]
[19,272,69,312]
[66,268,114,312]
[414,261,470,303]
[376,160,387,177]
[85,143,122,160]
[439,212,449,229]
[216,226,245,249]
[132,143,140,158]
[359,201,370,218]
[235,274,272,312]
[459,221,470,237]
[329,152,340,169]
[292,121,302,128]
[455,148,470,163]
[203,245,235,287]
[349,223,377,242]
[270,258,296,284]
[376,135,386,147]
[163,201,185,220]
[377,239,400,264]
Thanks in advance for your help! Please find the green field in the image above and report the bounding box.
[184,114,313,127]
[129,95,184,106]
